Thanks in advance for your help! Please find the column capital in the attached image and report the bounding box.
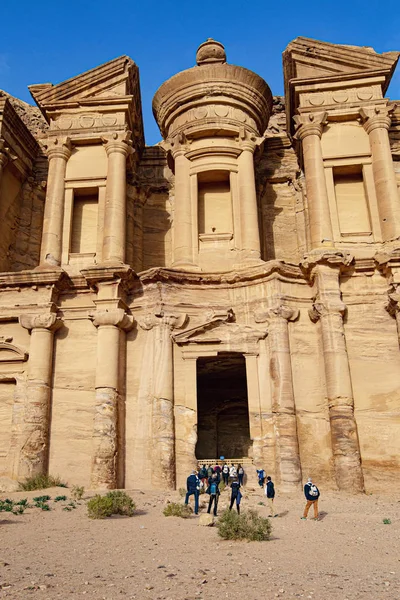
[90,308,134,331]
[168,132,190,159]
[254,303,299,323]
[102,131,134,157]
[44,137,72,161]
[309,299,346,322]
[360,105,396,134]
[293,112,328,141]
[19,312,63,332]
[138,311,188,331]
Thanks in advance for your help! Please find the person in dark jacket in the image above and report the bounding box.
[256,468,265,488]
[199,464,208,486]
[185,470,200,515]
[237,464,245,486]
[206,473,220,516]
[229,478,242,514]
[301,477,320,520]
[264,475,276,517]
[222,463,230,485]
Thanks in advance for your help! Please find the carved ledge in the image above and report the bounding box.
[0,268,69,290]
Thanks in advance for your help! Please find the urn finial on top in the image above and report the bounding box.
[196,38,226,66]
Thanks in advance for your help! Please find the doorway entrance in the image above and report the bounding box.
[195,353,251,459]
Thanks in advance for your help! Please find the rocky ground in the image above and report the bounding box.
[0,485,399,599]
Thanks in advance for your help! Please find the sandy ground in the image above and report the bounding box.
[0,485,399,600]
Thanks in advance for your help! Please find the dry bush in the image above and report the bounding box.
[217,508,272,541]
[163,502,192,518]
[19,474,67,491]
[87,491,135,519]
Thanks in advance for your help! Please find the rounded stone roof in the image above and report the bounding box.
[196,39,226,65]
[153,40,272,139]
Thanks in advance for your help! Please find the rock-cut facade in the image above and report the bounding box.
[0,37,399,493]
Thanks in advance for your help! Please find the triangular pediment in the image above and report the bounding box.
[283,37,399,91]
[173,310,234,344]
[29,56,139,108]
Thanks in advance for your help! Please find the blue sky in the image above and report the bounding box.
[1,0,399,145]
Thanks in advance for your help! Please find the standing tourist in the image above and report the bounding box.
[229,463,237,482]
[256,468,266,488]
[301,477,320,520]
[185,470,200,515]
[237,463,245,486]
[229,477,242,514]
[222,463,229,485]
[207,473,220,516]
[198,464,208,486]
[264,475,276,517]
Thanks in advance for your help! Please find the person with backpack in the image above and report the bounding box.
[199,464,208,486]
[206,473,220,516]
[229,477,242,514]
[301,477,320,520]
[229,464,237,482]
[256,468,265,488]
[264,475,276,517]
[185,470,200,515]
[222,463,229,485]
[237,464,245,486]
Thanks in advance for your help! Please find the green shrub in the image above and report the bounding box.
[87,491,135,519]
[71,485,85,500]
[33,495,51,503]
[163,502,192,518]
[383,518,392,525]
[217,509,272,541]
[54,496,67,502]
[19,474,67,491]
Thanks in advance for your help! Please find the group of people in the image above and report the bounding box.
[185,464,321,521]
[185,463,245,517]
[198,463,245,486]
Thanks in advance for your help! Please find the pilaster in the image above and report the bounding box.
[306,253,364,493]
[255,302,302,491]
[18,311,63,478]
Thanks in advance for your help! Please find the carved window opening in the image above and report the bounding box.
[333,165,372,236]
[198,170,233,238]
[195,353,251,460]
[70,187,99,255]
[0,378,15,457]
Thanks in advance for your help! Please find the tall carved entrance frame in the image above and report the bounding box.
[172,310,268,488]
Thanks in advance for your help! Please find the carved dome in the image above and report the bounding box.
[196,39,226,65]
[153,41,272,140]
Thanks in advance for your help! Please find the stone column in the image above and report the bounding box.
[141,312,187,489]
[102,133,133,264]
[19,312,63,478]
[360,106,400,241]
[171,143,195,269]
[255,304,302,491]
[40,138,72,266]
[310,264,364,492]
[175,355,198,487]
[238,140,261,263]
[294,112,333,249]
[90,308,134,489]
[244,354,264,465]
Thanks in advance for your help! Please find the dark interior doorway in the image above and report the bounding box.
[195,353,251,459]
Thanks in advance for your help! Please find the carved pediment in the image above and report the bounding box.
[283,37,399,87]
[29,56,144,152]
[0,337,28,363]
[172,310,234,344]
